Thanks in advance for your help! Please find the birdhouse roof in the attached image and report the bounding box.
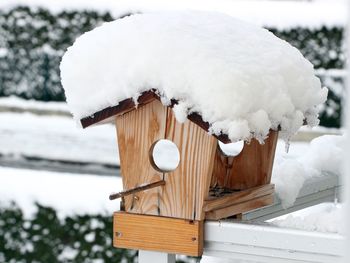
[60,11,327,143]
[80,89,233,143]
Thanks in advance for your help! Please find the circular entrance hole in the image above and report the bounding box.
[218,140,244,157]
[150,139,180,172]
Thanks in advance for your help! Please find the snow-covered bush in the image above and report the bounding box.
[270,27,344,70]
[0,202,137,263]
[0,6,127,101]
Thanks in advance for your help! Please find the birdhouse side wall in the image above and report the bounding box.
[115,99,217,220]
[211,130,278,190]
[116,99,167,215]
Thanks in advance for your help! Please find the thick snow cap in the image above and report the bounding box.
[60,11,327,143]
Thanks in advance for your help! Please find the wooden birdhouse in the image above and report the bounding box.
[80,90,278,257]
[60,10,326,260]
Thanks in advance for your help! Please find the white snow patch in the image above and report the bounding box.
[0,166,122,218]
[0,48,8,58]
[84,232,96,242]
[218,140,244,157]
[172,103,189,123]
[0,96,69,113]
[58,247,79,261]
[151,139,180,171]
[61,11,327,143]
[271,203,344,234]
[0,112,119,165]
[272,135,344,208]
[247,110,271,143]
[90,218,105,229]
[273,160,307,208]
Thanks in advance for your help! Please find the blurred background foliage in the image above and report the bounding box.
[0,6,345,127]
[0,203,136,263]
[0,203,192,263]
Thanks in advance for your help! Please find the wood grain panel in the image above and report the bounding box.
[212,130,278,190]
[227,131,278,189]
[204,184,274,212]
[210,146,234,188]
[160,109,217,220]
[205,194,274,220]
[115,99,167,215]
[113,212,203,256]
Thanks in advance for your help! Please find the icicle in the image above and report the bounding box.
[285,138,290,153]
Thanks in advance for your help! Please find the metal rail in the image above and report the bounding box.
[242,172,340,221]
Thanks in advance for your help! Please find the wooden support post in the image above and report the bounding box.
[139,250,175,263]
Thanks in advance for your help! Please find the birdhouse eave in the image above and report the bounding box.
[80,89,233,143]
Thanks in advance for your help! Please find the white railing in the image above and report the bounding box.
[204,221,344,263]
[138,172,344,263]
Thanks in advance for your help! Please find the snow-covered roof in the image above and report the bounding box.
[60,11,328,143]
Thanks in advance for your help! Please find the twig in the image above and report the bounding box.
[109,180,166,200]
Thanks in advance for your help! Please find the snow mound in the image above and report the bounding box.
[271,203,344,234]
[272,134,344,208]
[60,11,327,142]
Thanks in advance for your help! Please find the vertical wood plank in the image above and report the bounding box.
[161,109,217,220]
[115,99,167,215]
[116,101,217,220]
[211,146,233,188]
[227,130,279,190]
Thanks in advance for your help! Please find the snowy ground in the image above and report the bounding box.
[0,112,119,166]
[0,166,122,218]
[271,202,344,234]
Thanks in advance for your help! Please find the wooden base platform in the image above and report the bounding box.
[113,185,275,256]
[113,212,203,256]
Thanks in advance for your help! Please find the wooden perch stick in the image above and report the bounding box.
[109,180,166,200]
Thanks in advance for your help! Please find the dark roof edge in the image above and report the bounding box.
[80,90,157,128]
[80,90,231,143]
